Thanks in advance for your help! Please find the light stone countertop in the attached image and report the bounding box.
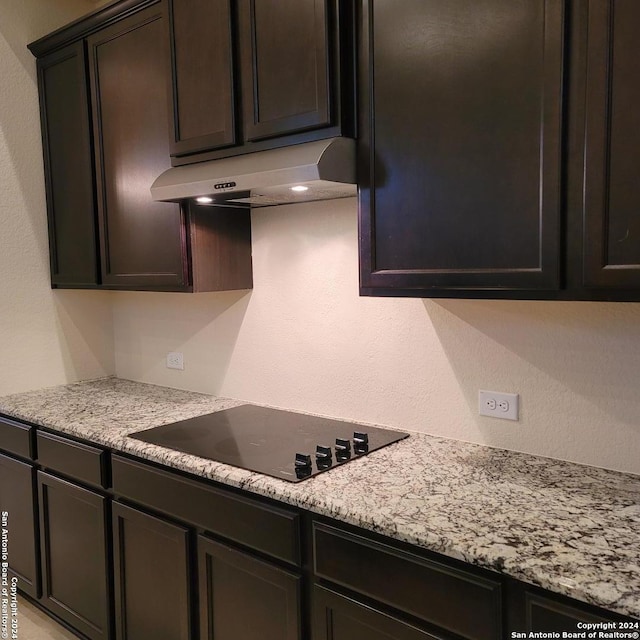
[0,377,638,620]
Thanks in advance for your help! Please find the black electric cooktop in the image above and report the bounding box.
[131,405,409,482]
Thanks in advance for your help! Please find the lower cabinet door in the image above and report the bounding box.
[0,453,40,598]
[112,502,192,640]
[38,471,110,640]
[198,535,301,640]
[313,585,444,640]
[526,591,621,631]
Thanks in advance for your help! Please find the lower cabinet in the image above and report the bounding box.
[313,585,442,640]
[112,501,192,640]
[38,471,111,640]
[0,453,40,598]
[313,521,502,640]
[1,426,634,640]
[525,590,621,631]
[198,535,302,640]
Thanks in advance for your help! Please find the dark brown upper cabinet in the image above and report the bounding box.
[168,0,237,156]
[238,0,331,142]
[87,5,187,290]
[30,0,253,293]
[359,0,640,301]
[358,0,564,296]
[37,42,98,288]
[168,0,354,163]
[582,0,640,289]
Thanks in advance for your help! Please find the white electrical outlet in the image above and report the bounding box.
[166,352,184,370]
[479,390,519,421]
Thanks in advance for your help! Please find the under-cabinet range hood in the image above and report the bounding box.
[151,137,356,208]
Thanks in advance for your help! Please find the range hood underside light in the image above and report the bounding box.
[221,182,356,208]
[151,137,356,208]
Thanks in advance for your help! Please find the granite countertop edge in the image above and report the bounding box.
[0,377,638,620]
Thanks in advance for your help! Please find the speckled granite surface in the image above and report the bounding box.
[1,377,638,619]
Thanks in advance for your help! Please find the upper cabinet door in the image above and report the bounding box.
[168,0,237,156]
[37,42,98,288]
[359,0,564,294]
[583,0,640,288]
[238,0,332,142]
[88,5,187,290]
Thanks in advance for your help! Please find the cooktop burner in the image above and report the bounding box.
[131,405,409,482]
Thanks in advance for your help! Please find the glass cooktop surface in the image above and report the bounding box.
[131,404,409,482]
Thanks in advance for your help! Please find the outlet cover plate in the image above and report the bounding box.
[166,352,184,370]
[479,390,519,421]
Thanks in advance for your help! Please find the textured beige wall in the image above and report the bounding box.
[113,198,640,475]
[0,0,114,396]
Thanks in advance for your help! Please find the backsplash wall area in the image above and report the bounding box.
[0,0,114,396]
[113,198,640,475]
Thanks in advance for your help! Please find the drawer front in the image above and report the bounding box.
[112,455,300,565]
[37,431,106,489]
[313,523,502,640]
[0,416,33,459]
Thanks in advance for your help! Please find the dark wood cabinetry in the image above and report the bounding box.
[168,0,236,156]
[37,42,98,288]
[313,522,502,640]
[238,0,331,142]
[111,455,300,565]
[112,501,192,640]
[38,471,111,640]
[582,0,640,289]
[198,535,302,640]
[313,586,442,640]
[169,0,352,163]
[88,5,186,290]
[359,0,640,301]
[0,453,40,599]
[525,591,619,631]
[358,0,563,295]
[30,1,253,293]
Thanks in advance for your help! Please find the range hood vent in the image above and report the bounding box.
[151,138,356,208]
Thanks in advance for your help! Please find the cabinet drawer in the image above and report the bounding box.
[313,522,502,640]
[0,416,33,459]
[112,455,300,565]
[36,431,106,489]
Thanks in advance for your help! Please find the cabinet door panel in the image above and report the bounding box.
[38,472,110,640]
[0,454,40,598]
[359,0,563,292]
[198,535,301,640]
[88,6,187,289]
[37,42,98,287]
[113,502,191,640]
[313,586,443,640]
[239,0,331,141]
[169,0,237,156]
[526,592,621,631]
[583,0,640,287]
